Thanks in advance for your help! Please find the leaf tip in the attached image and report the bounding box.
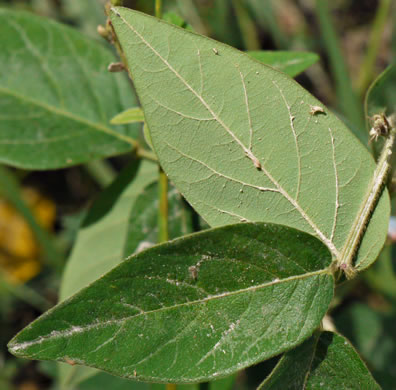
[7,338,27,358]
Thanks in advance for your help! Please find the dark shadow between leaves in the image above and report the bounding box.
[82,159,140,227]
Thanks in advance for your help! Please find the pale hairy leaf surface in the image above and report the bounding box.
[0,9,139,169]
[247,51,319,77]
[110,8,389,271]
[258,331,380,390]
[9,223,333,383]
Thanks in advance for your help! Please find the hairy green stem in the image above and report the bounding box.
[357,0,391,96]
[338,126,396,278]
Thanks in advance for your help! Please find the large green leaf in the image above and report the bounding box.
[258,331,380,389]
[247,51,319,78]
[9,223,334,383]
[0,9,140,169]
[110,7,390,272]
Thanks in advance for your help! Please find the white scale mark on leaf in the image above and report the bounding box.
[112,11,340,258]
[196,319,242,367]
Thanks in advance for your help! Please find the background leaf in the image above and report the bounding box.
[335,303,396,388]
[365,63,396,118]
[247,51,319,78]
[58,160,156,388]
[122,181,193,256]
[110,8,389,273]
[59,160,156,301]
[9,223,334,383]
[0,9,140,169]
[258,331,380,389]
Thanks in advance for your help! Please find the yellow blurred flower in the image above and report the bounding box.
[0,188,55,284]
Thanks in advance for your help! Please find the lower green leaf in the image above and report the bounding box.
[258,331,380,390]
[8,223,333,383]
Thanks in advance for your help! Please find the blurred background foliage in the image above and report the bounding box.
[0,0,395,389]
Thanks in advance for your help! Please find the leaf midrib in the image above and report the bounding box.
[114,10,340,258]
[9,268,330,353]
[0,86,136,146]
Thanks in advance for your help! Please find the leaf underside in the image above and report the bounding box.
[9,223,334,383]
[0,9,139,169]
[110,7,389,272]
[258,331,380,390]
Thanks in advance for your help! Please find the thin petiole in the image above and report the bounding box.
[338,119,395,278]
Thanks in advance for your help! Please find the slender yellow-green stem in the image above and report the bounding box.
[136,147,158,162]
[357,0,391,96]
[154,5,172,390]
[155,0,163,19]
[158,167,169,243]
[338,125,396,278]
[154,0,169,246]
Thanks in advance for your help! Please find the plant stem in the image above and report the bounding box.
[136,147,158,162]
[155,0,163,19]
[158,169,169,244]
[357,0,391,96]
[315,0,364,131]
[155,3,171,389]
[338,126,396,278]
[154,0,168,245]
[232,0,260,50]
